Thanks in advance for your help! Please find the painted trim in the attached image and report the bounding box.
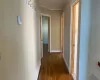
[69,0,81,80]
[40,5,62,11]
[41,13,51,17]
[64,58,70,72]
[50,50,62,53]
[69,0,80,72]
[77,1,81,80]
[40,13,51,58]
[72,73,76,80]
[60,12,65,53]
[34,62,41,80]
[69,0,73,73]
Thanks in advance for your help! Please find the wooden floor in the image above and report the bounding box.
[38,53,73,80]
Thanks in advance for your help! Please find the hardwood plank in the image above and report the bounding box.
[38,53,73,80]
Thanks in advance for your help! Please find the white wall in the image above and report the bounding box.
[0,0,41,80]
[63,0,92,80]
[0,0,4,80]
[79,0,91,80]
[79,0,100,80]
[63,4,71,69]
[63,1,92,80]
[40,6,62,52]
[88,0,100,80]
[63,0,100,80]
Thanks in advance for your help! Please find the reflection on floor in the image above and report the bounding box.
[43,44,48,56]
[38,53,73,80]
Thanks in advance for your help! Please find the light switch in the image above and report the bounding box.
[17,16,22,25]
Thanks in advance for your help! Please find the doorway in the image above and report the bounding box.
[40,14,51,57]
[70,1,79,80]
[60,13,64,53]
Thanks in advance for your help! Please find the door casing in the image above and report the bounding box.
[40,13,51,58]
[69,0,80,80]
[60,12,64,54]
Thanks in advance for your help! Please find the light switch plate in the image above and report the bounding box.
[17,16,22,25]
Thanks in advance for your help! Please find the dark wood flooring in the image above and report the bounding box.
[38,53,73,80]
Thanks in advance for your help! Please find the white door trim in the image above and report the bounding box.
[69,0,80,80]
[40,13,51,58]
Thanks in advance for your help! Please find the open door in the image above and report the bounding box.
[60,13,64,53]
[70,1,80,80]
[40,13,51,58]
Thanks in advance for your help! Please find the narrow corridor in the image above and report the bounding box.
[38,53,73,80]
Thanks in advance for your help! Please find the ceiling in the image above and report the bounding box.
[39,0,69,10]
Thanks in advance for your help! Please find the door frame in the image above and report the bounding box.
[40,13,51,58]
[60,12,64,53]
[69,0,80,80]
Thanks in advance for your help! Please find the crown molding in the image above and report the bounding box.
[39,5,62,11]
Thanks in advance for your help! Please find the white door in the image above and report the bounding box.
[74,3,79,80]
[70,1,79,80]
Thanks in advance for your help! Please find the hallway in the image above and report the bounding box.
[38,53,73,80]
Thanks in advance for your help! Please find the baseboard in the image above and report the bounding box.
[50,50,62,53]
[64,58,70,72]
[72,73,76,80]
[34,62,41,80]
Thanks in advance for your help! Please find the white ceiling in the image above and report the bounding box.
[39,0,68,10]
